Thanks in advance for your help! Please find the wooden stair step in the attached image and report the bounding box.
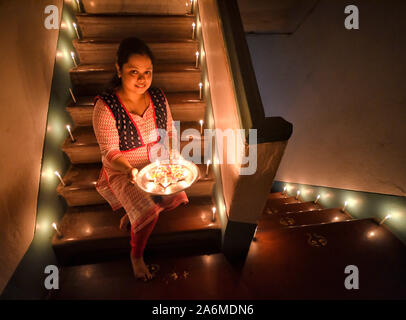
[265,196,299,210]
[62,123,207,164]
[67,92,205,126]
[81,0,190,15]
[73,39,199,65]
[48,253,253,300]
[259,208,353,230]
[70,63,201,96]
[52,203,222,266]
[76,13,196,40]
[267,201,324,214]
[250,218,406,299]
[57,163,214,207]
[267,192,289,200]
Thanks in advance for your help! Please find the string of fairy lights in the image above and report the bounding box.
[43,0,219,237]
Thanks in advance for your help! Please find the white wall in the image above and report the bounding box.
[246,0,406,196]
[0,0,61,294]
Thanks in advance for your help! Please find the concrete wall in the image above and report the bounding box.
[246,0,406,197]
[0,0,61,294]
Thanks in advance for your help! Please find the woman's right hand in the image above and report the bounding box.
[125,167,139,184]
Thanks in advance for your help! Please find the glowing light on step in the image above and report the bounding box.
[199,119,204,135]
[66,125,76,142]
[333,216,339,221]
[195,51,199,68]
[205,159,211,177]
[212,206,216,222]
[253,226,258,242]
[54,171,65,186]
[295,190,301,200]
[75,0,81,12]
[341,201,348,212]
[186,1,192,14]
[72,22,80,39]
[52,222,63,237]
[56,51,64,58]
[70,51,77,67]
[199,82,203,99]
[69,87,77,103]
[379,214,391,225]
[192,22,196,39]
[60,21,67,30]
[368,231,376,238]
[314,194,321,204]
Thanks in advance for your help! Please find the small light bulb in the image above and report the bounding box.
[54,171,66,186]
[70,51,77,67]
[379,214,392,225]
[295,190,301,200]
[199,82,203,100]
[341,201,348,212]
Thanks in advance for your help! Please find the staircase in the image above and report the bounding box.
[52,2,221,266]
[251,191,406,299]
[48,1,406,299]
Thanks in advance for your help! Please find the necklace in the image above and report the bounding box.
[125,92,148,115]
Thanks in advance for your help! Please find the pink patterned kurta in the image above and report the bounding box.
[92,87,188,233]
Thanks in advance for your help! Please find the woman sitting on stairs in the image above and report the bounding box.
[92,37,188,281]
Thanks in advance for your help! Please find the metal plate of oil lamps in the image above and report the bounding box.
[136,159,200,196]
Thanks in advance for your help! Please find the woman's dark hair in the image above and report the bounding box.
[106,37,155,91]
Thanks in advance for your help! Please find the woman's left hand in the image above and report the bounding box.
[126,167,139,184]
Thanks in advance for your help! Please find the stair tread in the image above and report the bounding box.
[269,201,324,214]
[74,38,199,45]
[76,12,195,18]
[70,62,199,73]
[57,162,214,192]
[267,192,288,200]
[49,252,253,300]
[69,92,204,107]
[52,202,221,246]
[260,207,353,229]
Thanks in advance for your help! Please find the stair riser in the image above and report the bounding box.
[71,70,201,96]
[59,180,214,207]
[81,0,188,15]
[67,102,206,126]
[261,211,352,229]
[77,15,195,40]
[74,41,198,65]
[63,140,206,164]
[53,230,221,266]
[270,203,322,214]
[61,190,105,207]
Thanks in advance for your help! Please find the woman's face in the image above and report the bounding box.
[116,54,153,95]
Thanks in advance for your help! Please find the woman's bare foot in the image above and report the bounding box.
[119,214,130,230]
[130,255,154,281]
